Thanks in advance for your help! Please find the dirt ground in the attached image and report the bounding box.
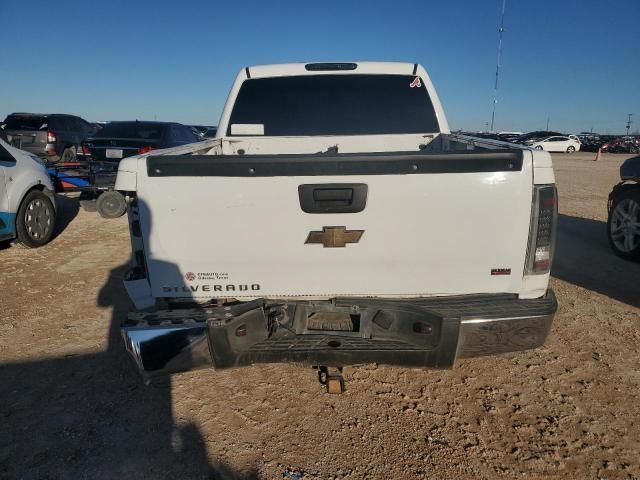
[1,151,639,479]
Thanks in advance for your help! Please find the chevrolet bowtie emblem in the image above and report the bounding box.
[305,226,364,248]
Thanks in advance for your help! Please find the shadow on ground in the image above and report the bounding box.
[51,193,80,241]
[552,214,640,308]
[0,263,258,480]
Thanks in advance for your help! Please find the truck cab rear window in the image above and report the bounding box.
[228,74,440,136]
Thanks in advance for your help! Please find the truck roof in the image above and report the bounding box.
[245,62,419,78]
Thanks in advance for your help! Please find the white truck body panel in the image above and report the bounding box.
[138,158,536,298]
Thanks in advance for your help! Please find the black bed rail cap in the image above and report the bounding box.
[147,150,524,178]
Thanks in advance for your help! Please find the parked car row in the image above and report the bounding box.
[1,112,217,165]
[601,136,640,154]
[463,129,639,155]
[578,134,616,152]
[0,112,219,223]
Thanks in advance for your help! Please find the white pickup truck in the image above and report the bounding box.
[116,62,557,391]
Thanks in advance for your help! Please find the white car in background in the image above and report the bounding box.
[529,136,581,153]
[0,130,57,247]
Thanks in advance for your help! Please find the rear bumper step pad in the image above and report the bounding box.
[121,291,557,382]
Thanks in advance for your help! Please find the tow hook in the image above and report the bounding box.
[317,366,345,394]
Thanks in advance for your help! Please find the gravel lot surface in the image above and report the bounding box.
[1,152,639,479]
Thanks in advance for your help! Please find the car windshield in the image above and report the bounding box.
[4,116,49,131]
[228,74,440,136]
[94,122,164,140]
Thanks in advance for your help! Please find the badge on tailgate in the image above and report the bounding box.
[305,226,364,248]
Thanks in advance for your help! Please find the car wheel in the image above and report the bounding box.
[608,187,640,261]
[96,191,127,219]
[60,146,77,163]
[14,190,56,248]
[566,146,576,153]
[535,145,543,150]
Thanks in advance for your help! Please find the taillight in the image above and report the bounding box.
[81,144,91,156]
[137,146,155,155]
[47,131,56,143]
[525,185,557,275]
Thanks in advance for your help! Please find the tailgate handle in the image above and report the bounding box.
[313,188,353,202]
[298,183,367,214]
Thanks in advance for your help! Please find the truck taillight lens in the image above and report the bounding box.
[138,146,155,154]
[47,131,56,143]
[81,144,91,156]
[525,185,557,275]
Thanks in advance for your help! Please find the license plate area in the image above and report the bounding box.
[294,301,442,347]
[106,149,123,159]
[307,311,360,332]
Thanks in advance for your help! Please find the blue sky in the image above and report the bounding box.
[1,0,638,134]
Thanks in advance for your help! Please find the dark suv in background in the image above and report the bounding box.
[2,113,95,163]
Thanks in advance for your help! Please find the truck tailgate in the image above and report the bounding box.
[137,150,533,298]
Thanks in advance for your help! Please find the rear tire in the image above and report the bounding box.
[535,145,543,150]
[96,191,126,219]
[14,190,56,248]
[60,146,76,163]
[608,186,640,261]
[566,146,576,153]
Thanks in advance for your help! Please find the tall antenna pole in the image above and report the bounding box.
[490,0,506,132]
[626,113,633,136]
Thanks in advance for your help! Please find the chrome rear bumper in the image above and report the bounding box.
[121,291,557,382]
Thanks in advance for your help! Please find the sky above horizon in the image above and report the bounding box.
[1,0,638,134]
